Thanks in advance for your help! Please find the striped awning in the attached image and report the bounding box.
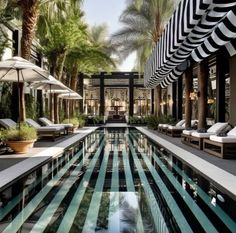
[144,0,236,88]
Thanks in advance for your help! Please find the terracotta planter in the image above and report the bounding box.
[7,140,36,154]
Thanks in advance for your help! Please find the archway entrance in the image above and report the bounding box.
[105,88,128,122]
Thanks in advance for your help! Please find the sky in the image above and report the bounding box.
[82,0,136,71]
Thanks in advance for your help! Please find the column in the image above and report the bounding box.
[100,76,105,116]
[78,73,84,113]
[172,82,177,120]
[129,77,134,116]
[176,78,183,120]
[185,66,193,128]
[198,60,208,129]
[151,89,154,115]
[229,55,236,125]
[216,51,228,122]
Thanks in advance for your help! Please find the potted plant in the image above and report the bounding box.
[2,125,37,154]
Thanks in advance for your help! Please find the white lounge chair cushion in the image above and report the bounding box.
[26,119,64,131]
[158,124,169,128]
[207,122,228,134]
[0,118,17,129]
[39,117,54,126]
[227,126,236,136]
[176,119,185,127]
[209,135,236,143]
[40,117,73,127]
[168,125,185,130]
[52,123,73,128]
[182,130,196,135]
[37,127,63,132]
[191,132,215,138]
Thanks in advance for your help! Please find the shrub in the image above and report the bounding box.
[129,116,147,125]
[146,114,176,130]
[62,117,79,126]
[1,124,37,141]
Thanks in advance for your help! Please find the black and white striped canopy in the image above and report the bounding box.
[144,0,236,88]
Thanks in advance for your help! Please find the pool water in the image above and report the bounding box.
[0,128,235,233]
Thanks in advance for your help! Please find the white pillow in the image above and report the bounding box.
[207,122,228,134]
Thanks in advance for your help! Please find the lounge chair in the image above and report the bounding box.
[26,119,65,140]
[203,126,236,159]
[0,118,17,129]
[166,120,198,137]
[39,117,74,134]
[158,119,185,134]
[181,122,229,150]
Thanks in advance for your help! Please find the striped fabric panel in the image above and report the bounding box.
[191,7,236,61]
[144,0,236,88]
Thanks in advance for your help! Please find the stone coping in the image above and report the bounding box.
[0,127,98,192]
[136,127,236,201]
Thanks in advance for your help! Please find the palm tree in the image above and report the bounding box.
[110,0,174,116]
[0,0,12,59]
[4,0,67,122]
[37,5,87,122]
[64,24,117,118]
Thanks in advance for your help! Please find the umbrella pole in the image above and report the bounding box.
[68,99,70,123]
[50,84,52,121]
[17,69,21,130]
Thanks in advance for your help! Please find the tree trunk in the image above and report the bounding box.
[70,65,79,116]
[53,51,67,122]
[56,52,67,81]
[19,0,39,122]
[185,66,193,128]
[198,60,208,129]
[156,85,162,117]
[78,73,84,113]
[50,94,54,122]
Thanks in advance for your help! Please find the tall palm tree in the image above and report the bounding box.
[111,0,174,116]
[64,24,117,118]
[37,5,87,122]
[4,0,67,122]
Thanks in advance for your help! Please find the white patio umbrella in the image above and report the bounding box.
[30,75,71,93]
[58,92,82,122]
[58,92,82,99]
[0,56,50,122]
[30,75,74,120]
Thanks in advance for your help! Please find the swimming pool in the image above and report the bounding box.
[0,127,235,232]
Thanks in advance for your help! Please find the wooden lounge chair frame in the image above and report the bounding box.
[203,138,236,159]
[36,129,64,141]
[181,134,204,150]
[166,128,184,137]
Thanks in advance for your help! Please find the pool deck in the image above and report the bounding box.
[0,127,98,192]
[137,127,236,200]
